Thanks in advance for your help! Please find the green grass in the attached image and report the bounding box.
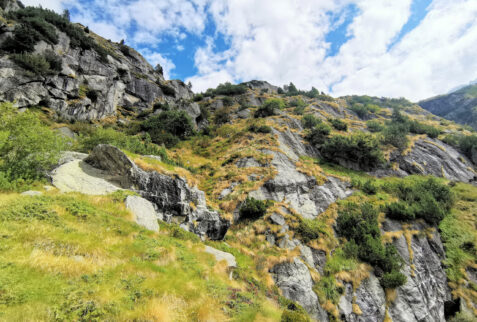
[440,183,477,315]
[0,192,282,321]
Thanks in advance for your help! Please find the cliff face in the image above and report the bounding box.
[0,1,201,124]
[419,84,477,130]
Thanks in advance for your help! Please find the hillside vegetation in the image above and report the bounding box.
[0,2,477,321]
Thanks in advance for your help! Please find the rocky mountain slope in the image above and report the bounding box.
[0,1,477,321]
[419,84,477,130]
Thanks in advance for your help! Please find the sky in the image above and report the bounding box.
[22,0,477,101]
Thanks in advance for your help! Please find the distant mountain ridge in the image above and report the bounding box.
[419,84,477,130]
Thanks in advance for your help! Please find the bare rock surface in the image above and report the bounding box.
[125,195,160,231]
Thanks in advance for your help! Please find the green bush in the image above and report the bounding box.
[385,177,454,225]
[362,180,377,195]
[78,127,169,160]
[366,120,384,132]
[304,123,331,146]
[222,96,234,107]
[301,114,321,129]
[281,310,310,322]
[208,82,247,96]
[409,120,440,138]
[153,102,170,112]
[11,53,53,76]
[293,106,306,115]
[288,98,306,108]
[297,218,325,243]
[336,202,405,287]
[0,196,58,222]
[380,271,407,289]
[329,118,348,131]
[214,107,231,125]
[142,110,194,147]
[248,124,272,134]
[239,197,268,221]
[254,98,286,118]
[385,202,415,221]
[0,103,65,183]
[382,123,409,150]
[321,133,384,170]
[43,50,62,72]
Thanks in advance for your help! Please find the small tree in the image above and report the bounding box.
[239,197,268,221]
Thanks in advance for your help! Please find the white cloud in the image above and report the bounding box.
[142,51,176,79]
[20,0,477,100]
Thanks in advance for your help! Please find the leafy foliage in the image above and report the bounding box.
[301,114,321,129]
[336,202,406,288]
[0,103,65,183]
[239,197,269,221]
[328,118,348,131]
[321,133,385,170]
[254,98,286,118]
[297,218,326,243]
[366,120,385,132]
[141,110,195,148]
[205,82,247,96]
[304,123,331,146]
[383,177,454,225]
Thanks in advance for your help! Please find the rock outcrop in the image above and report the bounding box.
[125,195,160,232]
[84,144,230,240]
[380,138,476,182]
[0,3,200,124]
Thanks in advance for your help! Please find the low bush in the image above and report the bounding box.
[0,102,65,183]
[297,218,326,243]
[142,110,194,147]
[336,202,406,288]
[380,271,407,289]
[409,120,440,138]
[329,118,348,131]
[11,53,51,76]
[362,179,377,195]
[206,82,247,96]
[239,197,268,221]
[366,120,384,132]
[43,50,62,72]
[321,133,384,170]
[288,98,306,108]
[214,107,231,125]
[384,201,415,221]
[382,123,409,150]
[301,114,321,129]
[248,124,272,134]
[384,177,454,225]
[153,102,170,112]
[304,123,331,146]
[222,96,234,107]
[254,98,286,118]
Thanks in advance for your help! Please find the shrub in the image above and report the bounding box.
[305,123,331,146]
[288,98,306,108]
[142,110,195,146]
[382,123,409,150]
[248,124,272,134]
[79,127,169,159]
[366,120,384,132]
[293,106,306,115]
[297,218,326,243]
[2,24,43,53]
[214,107,231,125]
[153,102,170,112]
[0,103,65,183]
[254,98,285,118]
[385,177,454,225]
[336,202,405,287]
[222,96,234,107]
[211,82,247,96]
[277,87,284,94]
[193,94,204,102]
[321,133,385,170]
[11,53,51,76]
[281,310,310,322]
[239,197,268,221]
[380,271,407,289]
[0,196,58,222]
[385,202,415,221]
[329,118,348,131]
[301,114,321,129]
[362,180,377,195]
[409,120,440,138]
[43,50,62,72]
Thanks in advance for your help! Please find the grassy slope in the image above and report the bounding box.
[0,190,281,321]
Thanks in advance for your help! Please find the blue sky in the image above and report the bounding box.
[23,0,477,100]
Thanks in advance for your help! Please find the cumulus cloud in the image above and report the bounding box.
[21,0,477,100]
[141,51,176,80]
